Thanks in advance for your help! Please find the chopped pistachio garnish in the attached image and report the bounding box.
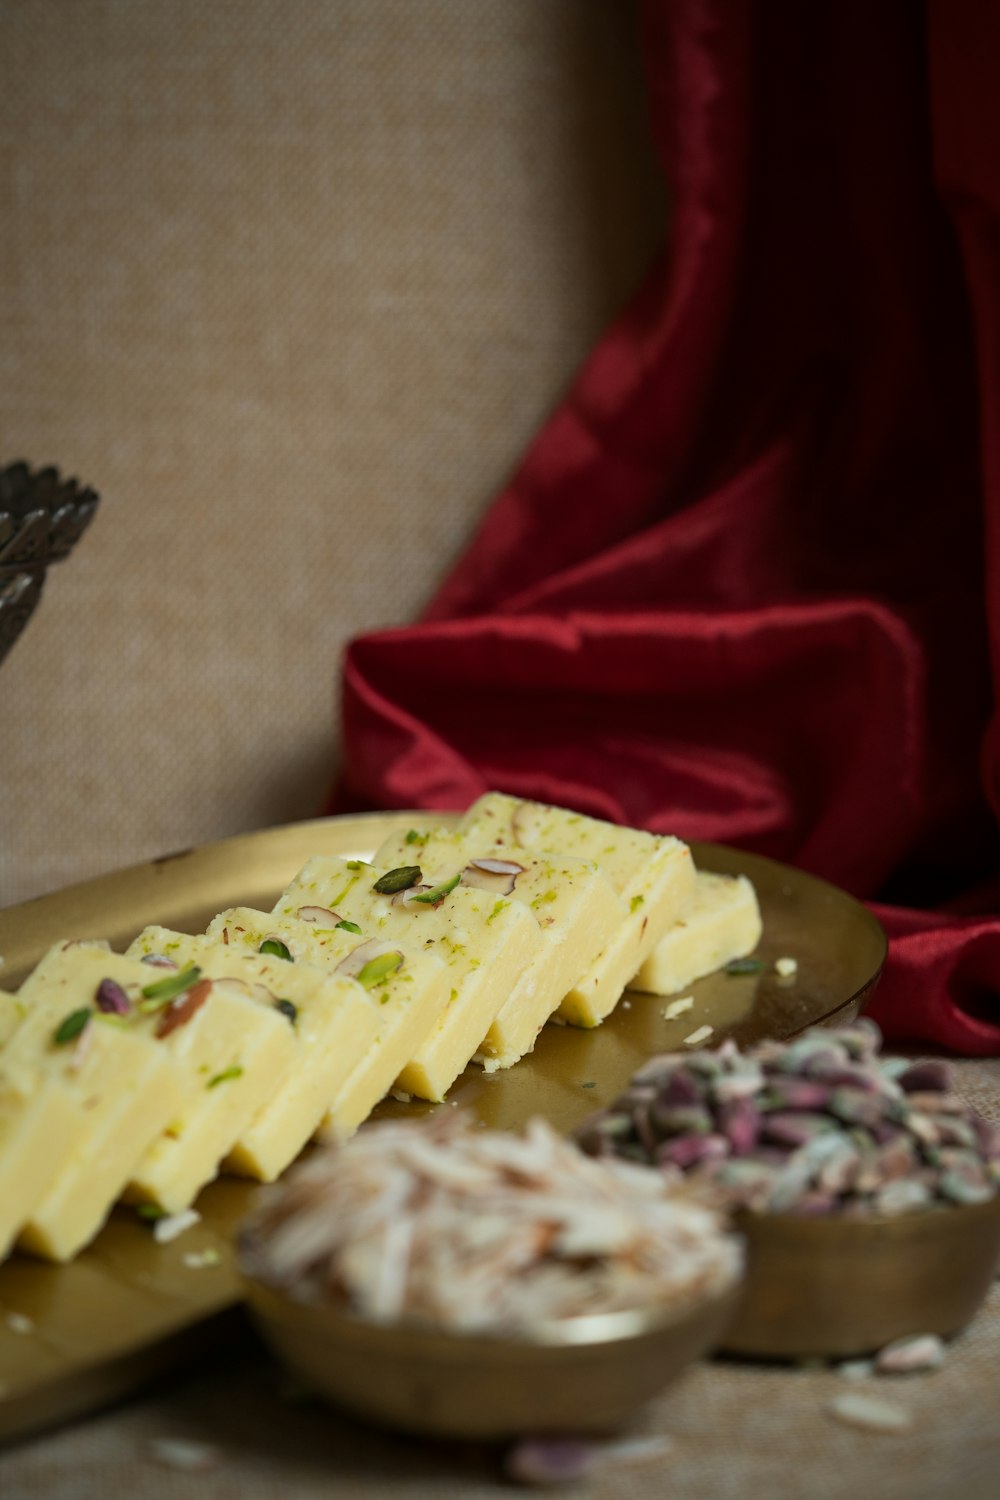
[53,1008,91,1046]
[630,894,645,913]
[724,957,764,976]
[136,1202,167,1221]
[356,951,404,988]
[409,872,461,905]
[404,829,427,845]
[207,1065,244,1089]
[487,900,509,922]
[335,919,362,935]
[259,939,293,962]
[345,860,364,870]
[139,963,202,1004]
[372,865,422,895]
[275,998,298,1025]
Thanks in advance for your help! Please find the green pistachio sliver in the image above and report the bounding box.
[207,1065,244,1089]
[140,963,202,1003]
[409,872,461,905]
[259,939,293,962]
[335,919,362,935]
[725,957,765,976]
[355,951,404,989]
[53,1007,92,1046]
[136,1203,167,1221]
[372,865,422,895]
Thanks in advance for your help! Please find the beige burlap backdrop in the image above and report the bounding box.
[0,0,662,906]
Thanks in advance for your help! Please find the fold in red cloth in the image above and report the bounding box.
[336,0,1000,1055]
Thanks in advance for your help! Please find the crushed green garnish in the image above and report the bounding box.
[207,1065,244,1089]
[275,999,298,1024]
[259,939,293,962]
[630,894,645,913]
[335,919,362,935]
[487,900,509,922]
[346,860,364,870]
[139,964,202,1004]
[53,1008,91,1046]
[581,1081,597,1089]
[372,865,422,895]
[725,957,764,976]
[137,1203,167,1221]
[409,872,461,904]
[404,829,427,845]
[531,889,558,909]
[356,951,404,988]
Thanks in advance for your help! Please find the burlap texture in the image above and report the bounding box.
[0,0,662,905]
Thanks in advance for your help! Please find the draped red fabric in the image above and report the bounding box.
[335,0,1000,1056]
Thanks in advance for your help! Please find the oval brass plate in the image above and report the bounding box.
[0,813,885,1445]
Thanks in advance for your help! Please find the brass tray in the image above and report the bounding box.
[0,813,886,1446]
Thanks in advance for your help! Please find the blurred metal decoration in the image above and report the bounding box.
[0,461,100,665]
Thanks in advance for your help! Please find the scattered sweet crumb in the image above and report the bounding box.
[182,1248,222,1270]
[621,999,632,1010]
[662,996,694,1020]
[390,1090,412,1103]
[827,1391,913,1432]
[147,1437,220,1472]
[506,1434,675,1486]
[683,1025,714,1047]
[5,1311,34,1335]
[837,1359,875,1380]
[775,956,798,979]
[152,1208,201,1245]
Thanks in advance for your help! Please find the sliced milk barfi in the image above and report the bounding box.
[204,905,451,1133]
[7,944,186,1260]
[1,989,23,1046]
[16,941,296,1228]
[128,925,379,1177]
[274,856,543,1101]
[0,1060,82,1262]
[374,824,626,1067]
[630,871,762,996]
[459,793,696,1026]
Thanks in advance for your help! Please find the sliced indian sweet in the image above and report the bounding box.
[273,856,544,1102]
[374,824,627,1067]
[459,792,697,1026]
[16,940,298,1226]
[204,905,451,1132]
[126,925,379,1178]
[629,871,763,996]
[6,943,186,1260]
[0,1060,82,1262]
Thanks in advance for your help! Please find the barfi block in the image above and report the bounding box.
[0,989,23,1047]
[205,905,451,1131]
[459,793,696,1026]
[374,824,626,1067]
[0,1062,82,1262]
[629,871,762,995]
[9,944,186,1260]
[274,856,544,1102]
[129,924,379,1178]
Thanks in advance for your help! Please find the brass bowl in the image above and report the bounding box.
[243,1275,742,1439]
[721,1192,1000,1360]
[0,460,100,667]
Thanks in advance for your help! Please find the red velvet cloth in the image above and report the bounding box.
[336,0,1000,1056]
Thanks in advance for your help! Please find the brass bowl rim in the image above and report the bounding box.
[733,1189,1000,1241]
[241,1264,744,1353]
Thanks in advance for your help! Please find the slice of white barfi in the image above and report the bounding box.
[629,871,762,995]
[374,824,626,1067]
[7,944,185,1260]
[17,941,296,1228]
[205,905,451,1134]
[128,925,379,1178]
[0,1060,82,1262]
[274,856,543,1102]
[1,989,23,1047]
[459,793,696,1026]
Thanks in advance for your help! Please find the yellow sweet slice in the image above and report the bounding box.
[129,924,379,1178]
[375,825,626,1067]
[0,1062,82,1262]
[629,871,763,995]
[459,793,696,1026]
[274,856,543,1102]
[0,989,23,1047]
[8,944,185,1260]
[205,905,451,1133]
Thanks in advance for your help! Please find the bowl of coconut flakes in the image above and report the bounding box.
[237,1110,743,1438]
